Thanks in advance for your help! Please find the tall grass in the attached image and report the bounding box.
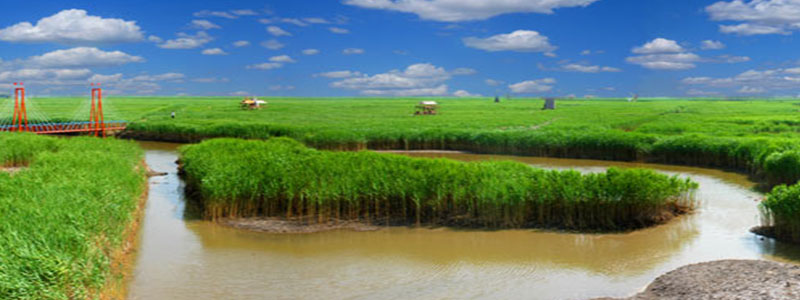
[180,138,698,231]
[0,133,146,299]
[760,183,800,244]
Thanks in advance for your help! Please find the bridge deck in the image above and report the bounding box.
[0,121,127,134]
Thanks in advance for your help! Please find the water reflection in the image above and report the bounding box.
[128,143,800,300]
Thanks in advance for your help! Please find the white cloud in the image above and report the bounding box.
[485,79,503,86]
[700,40,725,50]
[706,0,800,35]
[329,27,350,34]
[302,48,320,55]
[453,90,480,97]
[267,26,292,36]
[27,47,144,68]
[562,63,621,73]
[148,35,163,43]
[269,55,296,63]
[304,18,330,24]
[343,48,365,55]
[508,78,556,93]
[686,89,719,96]
[231,9,258,16]
[158,31,213,49]
[85,72,185,94]
[580,50,592,55]
[626,53,701,70]
[258,18,273,24]
[0,9,144,45]
[718,23,788,35]
[326,63,472,96]
[261,39,285,50]
[246,62,283,70]
[192,77,230,83]
[193,10,237,19]
[0,68,93,82]
[281,18,308,27]
[632,38,684,54]
[202,48,228,55]
[233,40,250,47]
[343,0,600,22]
[191,20,221,30]
[682,67,800,95]
[230,91,250,96]
[463,30,556,53]
[315,70,362,78]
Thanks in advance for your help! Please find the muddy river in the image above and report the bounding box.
[128,143,800,300]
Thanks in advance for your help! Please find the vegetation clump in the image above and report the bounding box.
[759,182,800,244]
[0,133,146,299]
[180,137,698,231]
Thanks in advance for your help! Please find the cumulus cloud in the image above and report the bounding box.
[627,53,701,70]
[233,40,250,47]
[201,48,227,55]
[343,48,365,55]
[315,70,362,78]
[463,30,556,53]
[157,31,213,49]
[632,38,684,54]
[231,9,259,16]
[85,72,185,94]
[261,39,285,50]
[0,9,144,45]
[343,0,599,22]
[246,62,283,70]
[230,91,250,96]
[281,18,308,26]
[485,79,503,86]
[453,90,480,97]
[302,48,320,55]
[269,85,296,91]
[701,40,726,50]
[0,68,93,82]
[682,68,800,95]
[325,63,473,96]
[267,26,291,36]
[26,47,144,68]
[192,77,230,83]
[508,78,556,93]
[329,27,350,34]
[193,10,237,19]
[561,63,621,73]
[706,0,800,35]
[191,20,221,30]
[304,18,330,24]
[269,55,296,63]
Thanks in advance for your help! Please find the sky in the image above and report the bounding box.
[0,0,799,98]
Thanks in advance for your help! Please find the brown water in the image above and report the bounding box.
[128,143,800,300]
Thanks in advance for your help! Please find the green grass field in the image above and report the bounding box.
[0,134,146,299]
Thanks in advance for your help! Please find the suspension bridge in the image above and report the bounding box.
[0,83,126,137]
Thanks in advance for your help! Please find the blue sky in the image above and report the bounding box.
[0,0,799,98]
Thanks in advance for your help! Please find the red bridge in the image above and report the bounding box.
[1,83,126,137]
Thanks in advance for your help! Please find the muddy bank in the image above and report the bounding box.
[221,217,380,234]
[598,260,800,300]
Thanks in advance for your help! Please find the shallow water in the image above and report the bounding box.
[128,143,800,300]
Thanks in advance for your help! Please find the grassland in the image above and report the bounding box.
[0,133,146,299]
[12,96,800,238]
[180,137,697,231]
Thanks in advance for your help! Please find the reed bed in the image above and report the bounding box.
[760,183,800,244]
[0,133,146,299]
[180,138,698,231]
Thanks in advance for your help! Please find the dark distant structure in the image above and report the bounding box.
[494,96,500,103]
[543,98,556,110]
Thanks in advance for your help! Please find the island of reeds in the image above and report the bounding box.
[758,182,800,244]
[179,137,698,231]
[0,133,147,299]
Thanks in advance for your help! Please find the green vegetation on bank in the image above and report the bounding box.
[180,138,698,231]
[20,97,800,185]
[0,134,146,299]
[761,183,800,244]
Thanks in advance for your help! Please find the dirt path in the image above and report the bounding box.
[598,260,800,300]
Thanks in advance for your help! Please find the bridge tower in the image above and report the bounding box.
[90,83,105,137]
[12,82,28,132]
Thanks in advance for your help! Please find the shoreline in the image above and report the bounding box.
[597,260,800,300]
